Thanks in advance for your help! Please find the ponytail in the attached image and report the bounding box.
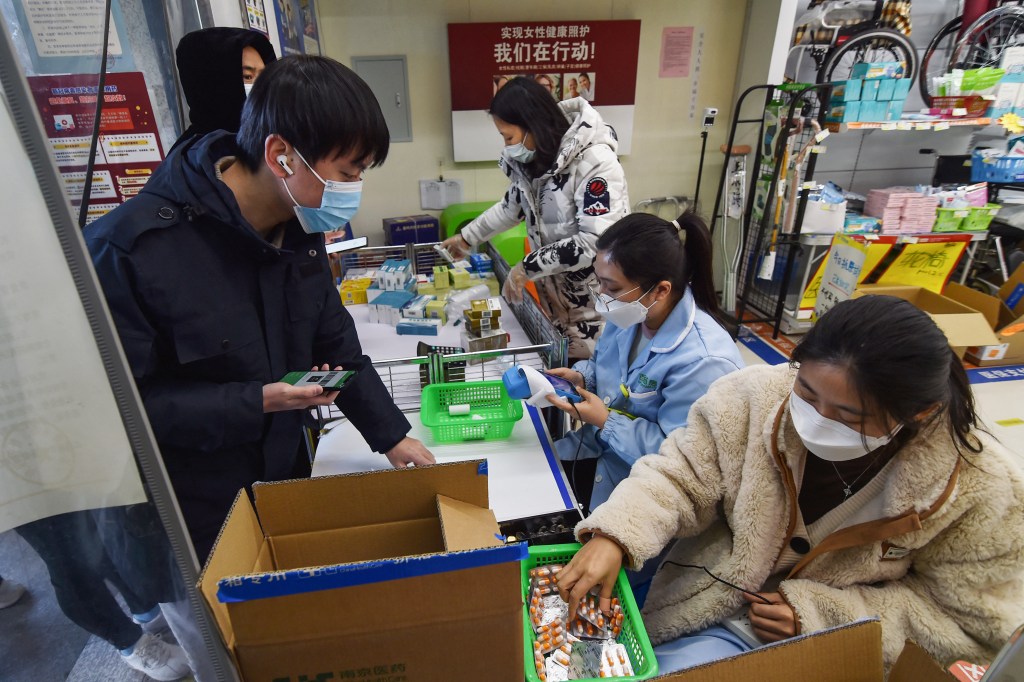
[595,210,726,328]
[675,212,724,326]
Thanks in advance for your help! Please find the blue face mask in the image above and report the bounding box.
[502,132,536,164]
[281,149,362,234]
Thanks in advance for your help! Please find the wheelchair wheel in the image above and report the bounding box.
[818,28,918,84]
[950,6,1024,75]
[919,17,962,107]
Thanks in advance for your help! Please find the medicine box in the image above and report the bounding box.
[829,79,863,102]
[860,79,880,101]
[382,214,440,246]
[876,78,896,101]
[850,61,904,80]
[825,100,861,123]
[198,462,526,682]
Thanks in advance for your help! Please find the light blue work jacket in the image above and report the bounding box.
[555,289,744,509]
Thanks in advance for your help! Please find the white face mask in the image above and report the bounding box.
[502,132,535,164]
[789,390,901,462]
[243,82,254,97]
[591,283,655,328]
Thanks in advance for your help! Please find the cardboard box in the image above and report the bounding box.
[198,461,527,682]
[945,269,1024,367]
[853,285,1000,357]
[876,78,896,101]
[654,619,955,682]
[383,214,440,246]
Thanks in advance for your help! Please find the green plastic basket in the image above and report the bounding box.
[419,380,523,443]
[522,543,658,681]
[961,203,1000,231]
[933,206,968,232]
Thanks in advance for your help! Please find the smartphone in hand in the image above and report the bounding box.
[280,369,355,391]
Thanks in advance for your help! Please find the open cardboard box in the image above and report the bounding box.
[852,285,1000,358]
[653,619,958,681]
[943,264,1024,367]
[198,460,527,682]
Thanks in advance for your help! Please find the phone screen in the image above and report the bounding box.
[542,371,580,396]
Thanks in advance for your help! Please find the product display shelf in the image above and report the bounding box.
[825,117,992,133]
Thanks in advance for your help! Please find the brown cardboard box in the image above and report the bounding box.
[654,620,955,682]
[198,461,526,682]
[852,285,1000,358]
[943,281,1024,367]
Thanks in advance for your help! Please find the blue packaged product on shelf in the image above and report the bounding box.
[850,61,904,80]
[876,78,896,101]
[829,79,863,102]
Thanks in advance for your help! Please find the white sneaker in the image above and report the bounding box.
[0,580,25,609]
[120,633,191,681]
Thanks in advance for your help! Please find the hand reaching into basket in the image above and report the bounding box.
[384,436,436,468]
[557,533,626,619]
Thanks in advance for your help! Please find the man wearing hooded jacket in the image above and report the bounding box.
[171,27,277,152]
[85,56,434,562]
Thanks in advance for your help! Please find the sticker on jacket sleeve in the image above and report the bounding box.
[583,177,610,216]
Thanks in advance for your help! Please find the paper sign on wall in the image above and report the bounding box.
[876,234,972,293]
[814,233,869,320]
[660,27,693,78]
[800,237,896,311]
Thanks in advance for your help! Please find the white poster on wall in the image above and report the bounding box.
[0,88,145,534]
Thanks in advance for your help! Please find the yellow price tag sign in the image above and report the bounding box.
[876,238,971,292]
[800,239,895,311]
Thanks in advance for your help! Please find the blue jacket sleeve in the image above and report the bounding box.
[88,239,265,453]
[597,355,743,468]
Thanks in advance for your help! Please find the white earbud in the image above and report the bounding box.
[276,155,294,176]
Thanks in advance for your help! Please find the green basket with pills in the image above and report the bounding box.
[523,543,658,681]
[419,380,523,443]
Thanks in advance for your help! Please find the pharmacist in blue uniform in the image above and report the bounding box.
[545,213,743,513]
[85,56,435,562]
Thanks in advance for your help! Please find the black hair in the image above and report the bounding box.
[579,72,591,81]
[236,55,389,172]
[595,211,724,326]
[791,295,982,455]
[488,76,569,178]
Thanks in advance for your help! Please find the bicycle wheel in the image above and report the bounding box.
[951,6,1024,74]
[818,28,918,84]
[919,17,962,107]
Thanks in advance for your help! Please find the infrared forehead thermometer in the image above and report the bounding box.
[502,365,583,408]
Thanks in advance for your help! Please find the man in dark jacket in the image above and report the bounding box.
[171,27,277,152]
[85,56,435,563]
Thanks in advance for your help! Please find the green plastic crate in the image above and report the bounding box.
[961,203,1000,231]
[419,380,523,443]
[933,206,968,232]
[522,543,658,681]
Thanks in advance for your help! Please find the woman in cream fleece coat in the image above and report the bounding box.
[559,295,1024,674]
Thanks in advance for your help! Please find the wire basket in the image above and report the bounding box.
[961,203,1000,231]
[933,206,968,232]
[971,151,1024,184]
[419,381,523,443]
[523,543,658,682]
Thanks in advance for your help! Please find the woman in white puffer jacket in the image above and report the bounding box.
[442,76,629,361]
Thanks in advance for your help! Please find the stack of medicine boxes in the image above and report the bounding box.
[826,62,912,124]
[461,297,507,358]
